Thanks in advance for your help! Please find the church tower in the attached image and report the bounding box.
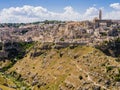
[99,9,102,20]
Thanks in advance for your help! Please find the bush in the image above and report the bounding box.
[60,38,64,41]
[106,66,113,72]
[59,53,63,57]
[79,75,83,80]
[100,32,107,36]
[115,74,120,81]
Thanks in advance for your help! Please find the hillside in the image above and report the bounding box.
[0,42,119,90]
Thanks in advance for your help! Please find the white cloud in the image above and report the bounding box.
[110,3,120,9]
[85,7,98,16]
[0,5,81,23]
[0,5,51,23]
[104,11,120,19]
[83,7,98,20]
[0,5,120,23]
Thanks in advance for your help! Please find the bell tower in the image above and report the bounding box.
[99,9,102,20]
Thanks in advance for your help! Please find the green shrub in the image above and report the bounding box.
[115,75,120,81]
[60,38,64,41]
[106,66,113,72]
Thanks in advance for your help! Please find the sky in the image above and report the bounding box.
[0,0,120,23]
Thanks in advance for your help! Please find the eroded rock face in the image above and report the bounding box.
[97,38,120,57]
[0,41,34,60]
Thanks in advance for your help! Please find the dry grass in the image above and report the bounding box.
[6,44,120,90]
[0,84,15,90]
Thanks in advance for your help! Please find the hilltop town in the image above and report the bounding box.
[0,10,120,46]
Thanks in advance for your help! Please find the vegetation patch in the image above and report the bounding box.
[106,66,113,72]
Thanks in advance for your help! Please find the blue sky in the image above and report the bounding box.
[0,0,119,11]
[0,0,120,23]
